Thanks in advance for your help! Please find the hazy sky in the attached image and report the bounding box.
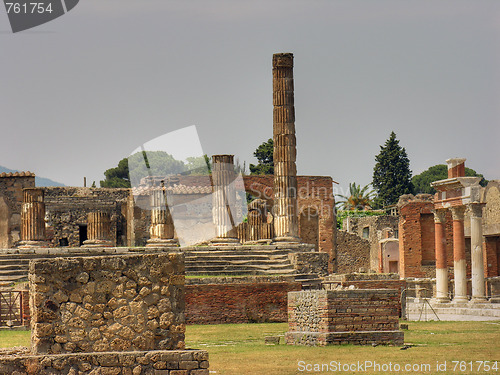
[1,0,499,196]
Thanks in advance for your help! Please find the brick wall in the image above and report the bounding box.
[185,277,301,324]
[286,290,403,346]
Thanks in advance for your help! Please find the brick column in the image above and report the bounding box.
[210,155,240,245]
[470,203,487,302]
[433,209,449,302]
[146,188,179,247]
[18,188,48,248]
[450,206,468,303]
[272,52,300,243]
[83,211,113,247]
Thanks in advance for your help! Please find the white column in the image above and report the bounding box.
[470,203,487,303]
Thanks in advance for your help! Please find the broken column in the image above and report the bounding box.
[272,52,300,243]
[210,155,240,245]
[146,188,179,247]
[18,188,48,248]
[433,209,449,302]
[470,203,487,302]
[451,206,468,303]
[83,211,113,247]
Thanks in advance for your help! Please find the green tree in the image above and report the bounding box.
[372,131,413,207]
[336,183,375,210]
[412,164,488,194]
[100,157,130,188]
[249,138,274,175]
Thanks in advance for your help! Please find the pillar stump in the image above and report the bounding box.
[18,188,48,248]
[433,209,450,303]
[272,53,300,243]
[451,206,468,303]
[470,203,487,303]
[82,211,113,248]
[210,155,240,246]
[146,188,179,247]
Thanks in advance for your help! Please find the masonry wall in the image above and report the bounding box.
[335,231,370,273]
[0,173,36,248]
[29,253,186,354]
[286,290,403,346]
[185,277,301,324]
[43,187,130,248]
[343,215,399,272]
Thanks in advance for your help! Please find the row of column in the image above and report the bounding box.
[433,204,486,303]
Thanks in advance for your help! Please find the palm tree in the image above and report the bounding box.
[336,183,375,211]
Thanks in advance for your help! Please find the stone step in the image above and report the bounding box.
[183,250,291,257]
[186,264,296,272]
[186,269,295,276]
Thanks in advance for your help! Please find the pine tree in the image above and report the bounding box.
[249,138,274,175]
[372,131,413,207]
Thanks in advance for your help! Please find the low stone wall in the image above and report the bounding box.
[287,252,328,275]
[286,290,403,346]
[30,253,186,354]
[0,350,209,374]
[185,277,301,324]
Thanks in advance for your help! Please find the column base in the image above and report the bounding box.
[272,236,301,244]
[470,296,489,304]
[17,241,49,249]
[82,239,113,248]
[146,238,179,248]
[209,237,241,246]
[452,296,469,304]
[432,297,451,304]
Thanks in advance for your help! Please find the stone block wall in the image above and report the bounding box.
[43,187,130,248]
[0,350,209,375]
[185,276,301,324]
[29,253,186,354]
[287,251,329,275]
[286,290,403,346]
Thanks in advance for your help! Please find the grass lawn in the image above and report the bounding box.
[0,321,498,374]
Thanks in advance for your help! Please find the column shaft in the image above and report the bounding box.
[18,188,48,248]
[146,188,178,247]
[433,209,449,302]
[83,211,113,247]
[451,206,468,303]
[210,155,240,245]
[272,53,299,243]
[470,203,487,302]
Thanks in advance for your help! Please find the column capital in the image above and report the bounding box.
[469,203,484,218]
[450,205,466,221]
[432,208,447,223]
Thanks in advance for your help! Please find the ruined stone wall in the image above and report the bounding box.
[0,350,209,374]
[29,253,185,354]
[483,181,500,237]
[43,187,129,248]
[286,290,403,346]
[0,173,36,248]
[343,215,399,272]
[185,276,301,324]
[335,231,370,273]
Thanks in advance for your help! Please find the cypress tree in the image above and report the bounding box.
[372,131,413,206]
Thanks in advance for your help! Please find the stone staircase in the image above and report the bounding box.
[0,247,323,289]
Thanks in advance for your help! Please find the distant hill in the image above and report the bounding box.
[0,165,65,187]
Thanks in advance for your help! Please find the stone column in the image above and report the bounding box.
[83,211,113,247]
[470,203,487,302]
[272,52,300,243]
[18,188,48,248]
[146,188,178,247]
[433,209,449,302]
[450,206,468,303]
[210,155,240,245]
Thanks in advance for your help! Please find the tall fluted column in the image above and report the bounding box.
[470,203,487,302]
[210,155,240,245]
[433,209,449,302]
[450,206,468,303]
[83,211,113,247]
[146,188,178,247]
[272,52,300,243]
[18,188,48,248]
